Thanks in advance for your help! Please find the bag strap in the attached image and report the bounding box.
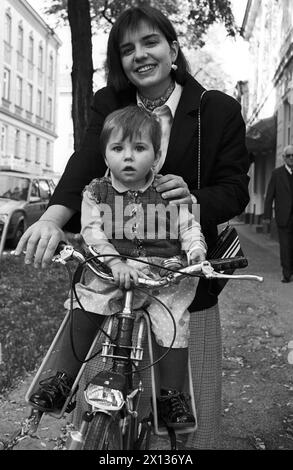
[197,90,208,190]
[197,91,231,230]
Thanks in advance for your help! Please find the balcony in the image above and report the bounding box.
[25,110,33,121]
[36,116,43,126]
[45,120,53,131]
[1,98,11,110]
[14,105,23,116]
[0,154,26,172]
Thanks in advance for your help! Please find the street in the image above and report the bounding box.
[0,223,293,450]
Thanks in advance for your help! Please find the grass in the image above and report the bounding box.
[0,252,71,393]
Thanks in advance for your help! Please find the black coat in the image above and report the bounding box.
[264,165,293,227]
[50,73,250,310]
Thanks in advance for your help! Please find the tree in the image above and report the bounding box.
[186,47,234,93]
[44,0,237,149]
[67,0,93,151]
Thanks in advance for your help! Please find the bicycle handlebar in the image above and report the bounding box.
[53,242,264,286]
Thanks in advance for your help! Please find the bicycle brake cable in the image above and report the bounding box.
[123,288,177,376]
[66,263,116,364]
[66,252,193,367]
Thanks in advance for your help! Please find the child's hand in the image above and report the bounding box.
[109,260,149,289]
[188,248,206,265]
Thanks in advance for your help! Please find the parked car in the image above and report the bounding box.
[0,171,57,250]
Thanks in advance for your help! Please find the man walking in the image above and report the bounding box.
[263,145,293,283]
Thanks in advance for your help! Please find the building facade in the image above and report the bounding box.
[0,0,61,175]
[239,0,293,232]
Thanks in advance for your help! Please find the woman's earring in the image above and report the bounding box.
[171,63,178,71]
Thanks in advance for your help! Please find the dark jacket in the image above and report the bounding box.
[50,73,250,310]
[264,165,293,227]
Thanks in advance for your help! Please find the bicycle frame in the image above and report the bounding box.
[81,289,145,450]
[23,244,263,450]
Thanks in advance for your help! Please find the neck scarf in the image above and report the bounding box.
[139,80,175,112]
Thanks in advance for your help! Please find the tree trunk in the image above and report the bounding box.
[67,0,93,151]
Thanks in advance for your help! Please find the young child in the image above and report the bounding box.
[30,105,207,428]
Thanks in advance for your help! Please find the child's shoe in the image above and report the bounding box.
[157,389,195,429]
[29,371,74,412]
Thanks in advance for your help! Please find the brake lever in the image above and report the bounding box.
[213,273,263,282]
[201,262,263,282]
[52,245,85,265]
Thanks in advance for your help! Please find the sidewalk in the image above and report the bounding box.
[231,221,279,258]
[218,222,293,450]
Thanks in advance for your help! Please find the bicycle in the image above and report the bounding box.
[9,243,263,451]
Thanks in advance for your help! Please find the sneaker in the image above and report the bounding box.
[29,371,74,412]
[157,389,195,429]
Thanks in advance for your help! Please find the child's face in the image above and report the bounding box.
[105,127,157,190]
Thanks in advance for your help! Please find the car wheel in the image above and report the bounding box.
[8,221,24,249]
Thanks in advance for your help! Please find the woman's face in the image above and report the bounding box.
[119,21,178,99]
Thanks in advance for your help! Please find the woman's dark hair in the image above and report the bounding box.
[106,5,189,93]
[100,105,162,157]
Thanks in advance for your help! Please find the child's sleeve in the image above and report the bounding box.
[81,189,121,265]
[177,205,207,263]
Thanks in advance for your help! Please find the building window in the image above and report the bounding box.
[15,130,20,158]
[49,53,54,80]
[16,76,23,107]
[35,137,40,163]
[25,134,31,161]
[47,97,53,122]
[37,89,42,116]
[1,125,8,154]
[3,68,11,100]
[284,100,292,145]
[46,141,51,166]
[28,34,34,63]
[27,83,33,112]
[38,43,43,72]
[4,10,12,44]
[17,23,24,55]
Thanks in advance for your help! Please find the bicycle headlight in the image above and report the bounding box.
[85,384,124,411]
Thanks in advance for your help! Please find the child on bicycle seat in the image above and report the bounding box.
[29,105,207,429]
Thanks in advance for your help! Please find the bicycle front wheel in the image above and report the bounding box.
[83,412,122,450]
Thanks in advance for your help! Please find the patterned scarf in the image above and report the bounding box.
[138,80,175,111]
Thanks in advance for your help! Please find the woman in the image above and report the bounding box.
[16,5,249,448]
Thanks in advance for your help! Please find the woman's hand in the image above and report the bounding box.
[14,220,66,269]
[153,174,193,206]
[109,260,149,290]
[188,248,206,265]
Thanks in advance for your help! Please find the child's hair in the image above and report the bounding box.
[100,105,162,157]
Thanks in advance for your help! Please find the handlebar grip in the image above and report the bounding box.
[54,241,68,256]
[209,256,248,272]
